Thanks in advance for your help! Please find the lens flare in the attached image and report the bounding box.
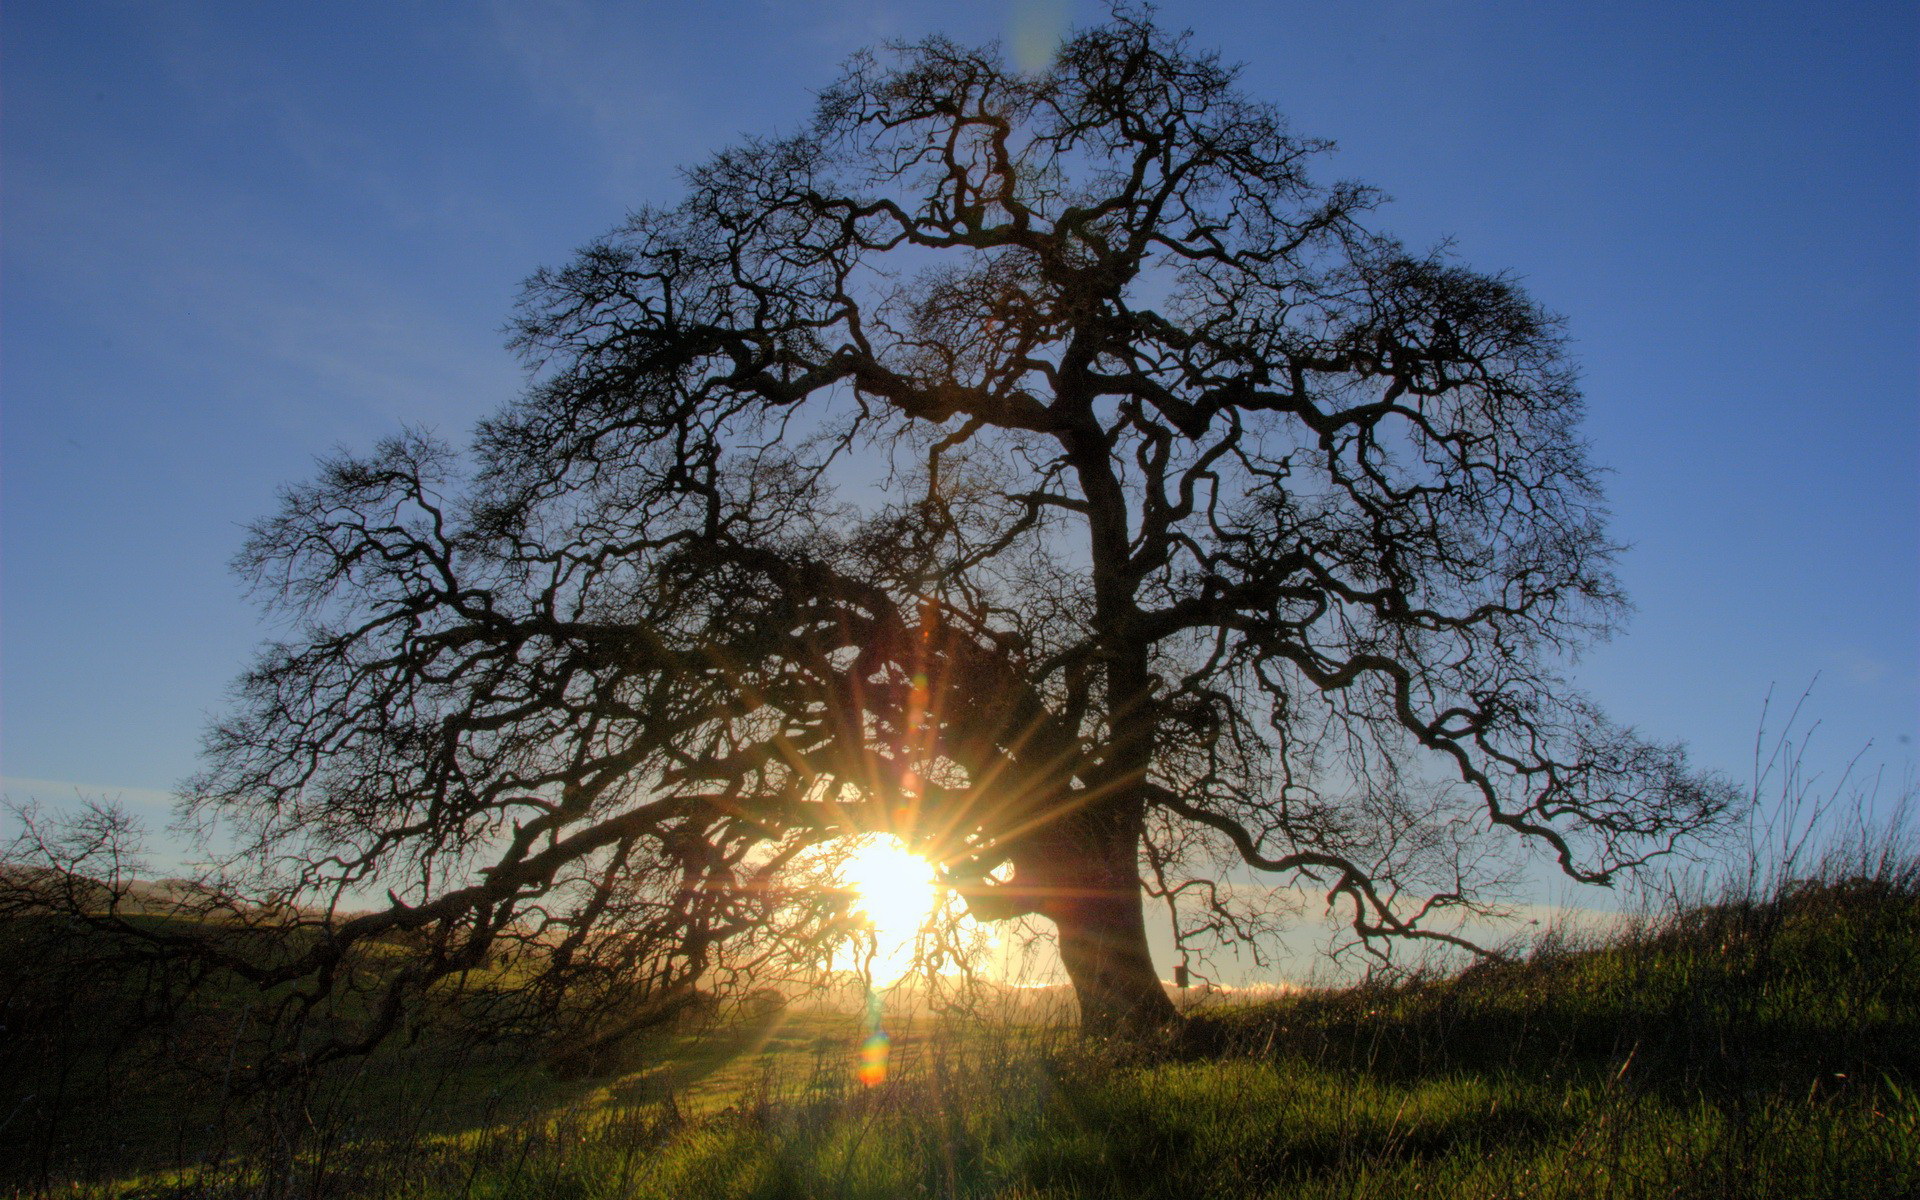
[1010,0,1070,73]
[856,1028,891,1086]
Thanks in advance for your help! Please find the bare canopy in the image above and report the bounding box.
[183,10,1731,1043]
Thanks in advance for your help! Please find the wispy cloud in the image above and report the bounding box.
[0,777,198,877]
[7,154,520,447]
[1,776,179,819]
[482,0,707,202]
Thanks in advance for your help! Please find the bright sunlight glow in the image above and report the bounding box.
[841,833,938,986]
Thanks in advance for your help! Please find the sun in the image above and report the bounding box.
[840,833,938,984]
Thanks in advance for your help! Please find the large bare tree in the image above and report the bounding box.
[177,10,1730,1042]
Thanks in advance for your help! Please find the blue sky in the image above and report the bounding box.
[5,1,1917,864]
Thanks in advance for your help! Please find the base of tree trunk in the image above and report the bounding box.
[1042,860,1180,1038]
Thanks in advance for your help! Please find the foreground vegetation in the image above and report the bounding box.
[5,821,1915,1200]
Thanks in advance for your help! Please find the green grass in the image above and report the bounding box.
[6,860,1917,1198]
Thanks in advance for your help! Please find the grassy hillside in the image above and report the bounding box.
[4,850,1916,1198]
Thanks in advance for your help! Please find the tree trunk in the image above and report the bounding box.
[1022,806,1179,1039]
[1051,875,1178,1039]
